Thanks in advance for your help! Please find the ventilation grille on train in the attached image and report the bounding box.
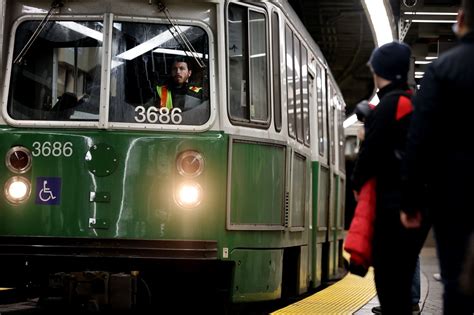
[284,192,289,227]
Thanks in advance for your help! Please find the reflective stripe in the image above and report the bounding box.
[156,85,173,109]
[189,86,202,93]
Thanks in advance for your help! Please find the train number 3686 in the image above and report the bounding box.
[134,106,183,124]
[32,141,74,157]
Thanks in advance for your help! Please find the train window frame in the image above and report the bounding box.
[2,14,215,132]
[226,2,271,129]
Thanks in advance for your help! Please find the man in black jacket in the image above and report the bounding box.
[401,1,474,314]
[352,41,427,315]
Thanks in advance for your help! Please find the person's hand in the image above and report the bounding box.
[400,210,422,228]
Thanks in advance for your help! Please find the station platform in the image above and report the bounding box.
[273,241,443,314]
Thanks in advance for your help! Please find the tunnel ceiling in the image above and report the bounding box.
[289,0,460,116]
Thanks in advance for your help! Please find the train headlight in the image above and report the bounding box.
[4,176,31,204]
[175,182,202,208]
[176,151,204,178]
[5,146,32,174]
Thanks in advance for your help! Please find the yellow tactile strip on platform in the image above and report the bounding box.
[272,268,376,315]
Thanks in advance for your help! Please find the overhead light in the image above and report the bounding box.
[403,11,458,16]
[415,60,432,64]
[363,0,394,46]
[415,75,424,78]
[406,19,457,23]
[114,26,190,61]
[415,71,425,75]
[57,22,103,42]
[153,48,206,59]
[22,5,48,14]
[425,56,438,60]
[345,0,394,128]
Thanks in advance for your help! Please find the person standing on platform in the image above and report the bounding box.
[351,41,428,315]
[401,1,474,314]
[353,100,422,315]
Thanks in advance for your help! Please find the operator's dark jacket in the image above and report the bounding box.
[402,32,474,215]
[351,81,412,211]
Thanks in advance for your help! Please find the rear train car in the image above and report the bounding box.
[0,0,346,310]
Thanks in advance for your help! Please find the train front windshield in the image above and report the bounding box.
[7,19,210,126]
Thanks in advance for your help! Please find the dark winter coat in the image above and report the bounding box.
[351,82,413,211]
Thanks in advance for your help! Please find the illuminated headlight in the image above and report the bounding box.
[175,182,203,208]
[5,146,32,174]
[176,151,204,178]
[4,176,31,204]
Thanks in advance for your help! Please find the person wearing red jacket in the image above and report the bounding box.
[351,41,429,315]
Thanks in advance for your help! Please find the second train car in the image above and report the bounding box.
[0,0,346,310]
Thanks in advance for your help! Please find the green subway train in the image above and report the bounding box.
[0,0,347,310]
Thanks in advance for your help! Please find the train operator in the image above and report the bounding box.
[156,57,203,111]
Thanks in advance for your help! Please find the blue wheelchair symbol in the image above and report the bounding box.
[36,177,61,205]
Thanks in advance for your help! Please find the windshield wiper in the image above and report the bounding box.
[156,1,206,69]
[13,0,64,64]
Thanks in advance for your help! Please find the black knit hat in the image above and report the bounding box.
[368,41,412,82]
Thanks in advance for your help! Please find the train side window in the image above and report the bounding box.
[329,83,336,166]
[338,96,345,172]
[227,4,269,126]
[316,65,325,156]
[272,11,282,132]
[8,20,103,121]
[294,35,303,143]
[301,45,310,147]
[285,24,295,138]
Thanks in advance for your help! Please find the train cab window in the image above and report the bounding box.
[109,22,210,126]
[8,20,103,121]
[227,4,269,126]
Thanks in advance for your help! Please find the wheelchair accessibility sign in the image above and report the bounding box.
[35,177,61,205]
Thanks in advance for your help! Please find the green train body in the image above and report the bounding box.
[0,0,346,309]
